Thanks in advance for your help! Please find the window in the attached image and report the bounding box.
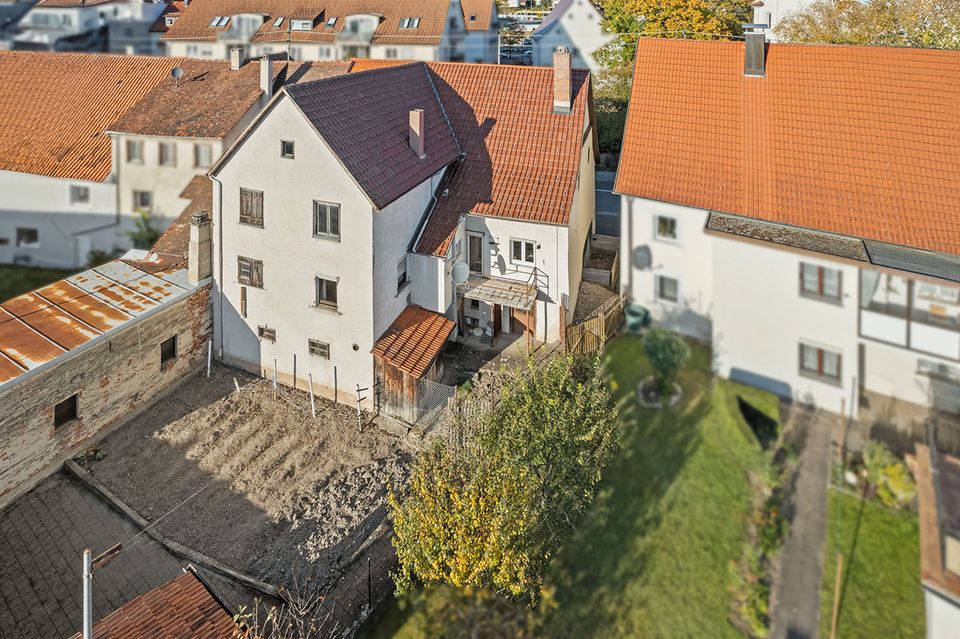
[239,188,264,227]
[160,335,177,365]
[469,14,476,21]
[326,16,337,27]
[656,275,679,303]
[133,190,152,213]
[799,343,842,383]
[655,215,677,240]
[315,277,337,308]
[165,16,176,26]
[281,140,295,158]
[240,286,247,318]
[385,47,398,59]
[273,16,284,27]
[397,255,408,293]
[312,201,340,239]
[126,139,143,163]
[918,358,960,382]
[308,339,330,359]
[54,394,79,428]
[510,239,535,265]
[194,144,212,168]
[799,263,842,302]
[467,233,483,273]
[237,256,263,287]
[470,299,480,310]
[158,142,176,167]
[209,16,229,27]
[290,19,312,30]
[399,16,420,28]
[16,227,39,247]
[70,185,90,205]
[258,325,276,342]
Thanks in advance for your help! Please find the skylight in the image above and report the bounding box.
[209,16,230,27]
[326,16,337,27]
[399,16,420,29]
[273,16,284,28]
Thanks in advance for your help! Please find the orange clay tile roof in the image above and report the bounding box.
[353,60,592,257]
[915,444,960,601]
[615,38,960,257]
[372,305,454,378]
[162,0,453,46]
[70,571,238,639]
[0,51,193,181]
[461,0,494,31]
[285,62,461,209]
[107,59,269,138]
[150,1,186,34]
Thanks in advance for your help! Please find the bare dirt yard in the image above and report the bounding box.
[573,280,618,323]
[80,364,411,594]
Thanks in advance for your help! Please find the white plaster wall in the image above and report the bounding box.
[165,40,228,59]
[410,253,448,314]
[711,235,858,413]
[213,94,375,403]
[566,122,596,317]
[0,170,126,268]
[620,196,715,341]
[863,336,960,413]
[926,588,960,639]
[756,0,807,40]
[531,0,614,72]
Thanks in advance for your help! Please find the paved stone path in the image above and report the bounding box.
[771,407,836,639]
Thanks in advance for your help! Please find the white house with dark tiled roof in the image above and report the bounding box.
[209,52,597,407]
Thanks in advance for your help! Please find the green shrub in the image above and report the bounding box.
[863,441,916,509]
[642,329,690,395]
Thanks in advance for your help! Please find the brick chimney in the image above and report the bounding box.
[188,212,212,285]
[260,54,273,99]
[553,47,572,114]
[409,108,426,159]
[230,47,242,71]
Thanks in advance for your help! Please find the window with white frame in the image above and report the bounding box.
[308,339,330,359]
[655,215,677,241]
[126,139,143,163]
[799,263,841,302]
[133,190,152,213]
[290,19,312,30]
[799,343,841,384]
[273,16,284,27]
[70,185,90,205]
[397,255,409,293]
[194,143,212,168]
[315,276,337,308]
[510,239,535,265]
[656,275,679,302]
[158,142,176,167]
[313,201,340,239]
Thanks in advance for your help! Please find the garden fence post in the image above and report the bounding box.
[206,340,212,378]
[830,553,843,639]
[308,373,316,418]
[273,359,278,399]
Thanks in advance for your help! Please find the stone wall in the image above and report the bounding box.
[0,286,212,508]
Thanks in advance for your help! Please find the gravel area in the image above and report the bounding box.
[573,281,618,323]
[80,364,410,594]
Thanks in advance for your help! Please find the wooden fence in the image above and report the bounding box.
[564,293,626,356]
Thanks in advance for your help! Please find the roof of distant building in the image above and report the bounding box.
[69,570,239,639]
[372,305,454,378]
[36,0,117,7]
[615,38,960,258]
[0,52,196,181]
[532,0,572,35]
[138,175,212,273]
[150,0,186,34]
[162,0,454,46]
[461,0,494,31]
[915,444,960,604]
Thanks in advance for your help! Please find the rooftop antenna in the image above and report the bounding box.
[171,66,184,87]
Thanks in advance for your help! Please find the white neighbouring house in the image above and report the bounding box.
[209,52,597,408]
[161,0,498,63]
[531,0,613,72]
[754,0,806,40]
[12,0,168,53]
[616,37,960,423]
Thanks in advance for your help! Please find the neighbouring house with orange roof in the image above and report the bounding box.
[208,51,596,412]
[615,36,960,422]
[160,0,498,63]
[460,0,498,63]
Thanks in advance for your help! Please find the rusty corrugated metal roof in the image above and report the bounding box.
[0,259,192,388]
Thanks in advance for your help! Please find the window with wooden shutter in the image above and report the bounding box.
[239,188,264,227]
[308,339,330,358]
[238,256,263,288]
[258,325,276,342]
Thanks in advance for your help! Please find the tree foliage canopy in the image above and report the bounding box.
[389,354,619,601]
[775,0,960,49]
[642,328,690,394]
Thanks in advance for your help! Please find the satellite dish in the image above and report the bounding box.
[632,245,652,270]
[171,66,184,86]
[451,261,469,285]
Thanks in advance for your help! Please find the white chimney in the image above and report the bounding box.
[260,54,273,99]
[188,212,212,285]
[230,47,242,71]
[553,47,572,114]
[409,109,426,159]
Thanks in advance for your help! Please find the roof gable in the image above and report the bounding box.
[615,38,960,258]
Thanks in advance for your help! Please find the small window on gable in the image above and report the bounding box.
[308,339,330,359]
[258,325,276,342]
[469,14,476,21]
[54,394,78,428]
[70,185,90,205]
[281,140,295,159]
[326,16,337,27]
[160,335,177,365]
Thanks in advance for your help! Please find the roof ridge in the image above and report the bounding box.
[423,64,463,159]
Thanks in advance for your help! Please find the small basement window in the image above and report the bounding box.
[160,335,177,365]
[54,394,79,428]
[258,325,276,342]
[308,339,330,359]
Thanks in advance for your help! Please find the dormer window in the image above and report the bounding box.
[326,16,337,27]
[399,16,420,29]
[290,19,313,31]
[165,16,177,26]
[273,16,284,28]
[209,16,230,27]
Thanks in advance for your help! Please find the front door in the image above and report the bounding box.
[468,233,483,273]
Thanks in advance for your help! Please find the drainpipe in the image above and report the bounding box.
[82,549,93,639]
[209,173,225,358]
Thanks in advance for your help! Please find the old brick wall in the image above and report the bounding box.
[0,286,212,509]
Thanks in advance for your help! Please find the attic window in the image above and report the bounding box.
[210,16,229,27]
[290,19,313,31]
[164,16,176,26]
[273,16,284,27]
[326,16,337,27]
[469,14,476,21]
[399,16,420,28]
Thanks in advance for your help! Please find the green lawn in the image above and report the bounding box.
[0,265,74,303]
[819,489,924,639]
[360,335,775,638]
